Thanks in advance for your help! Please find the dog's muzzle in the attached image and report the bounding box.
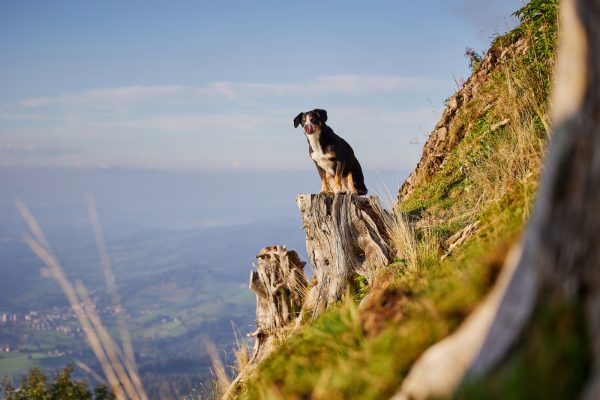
[304,124,316,134]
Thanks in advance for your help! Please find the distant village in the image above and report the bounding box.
[0,305,128,354]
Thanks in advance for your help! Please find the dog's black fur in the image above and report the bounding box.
[294,109,367,195]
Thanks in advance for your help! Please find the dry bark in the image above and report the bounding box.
[296,193,392,316]
[223,246,307,399]
[247,245,307,365]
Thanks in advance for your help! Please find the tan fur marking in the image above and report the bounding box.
[347,172,357,193]
[318,169,329,192]
[334,172,343,193]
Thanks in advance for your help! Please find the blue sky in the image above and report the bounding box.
[0,0,521,172]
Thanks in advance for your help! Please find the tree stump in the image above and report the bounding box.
[247,245,307,365]
[296,193,392,315]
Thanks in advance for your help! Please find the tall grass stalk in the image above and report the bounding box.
[16,200,148,400]
[75,281,139,399]
[204,337,230,398]
[74,360,108,386]
[389,214,418,270]
[229,322,250,377]
[87,195,147,399]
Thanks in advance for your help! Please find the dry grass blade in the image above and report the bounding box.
[87,195,148,400]
[15,199,53,253]
[75,359,108,386]
[389,213,418,269]
[76,281,141,400]
[204,337,230,397]
[16,200,138,400]
[21,234,126,400]
[230,322,250,375]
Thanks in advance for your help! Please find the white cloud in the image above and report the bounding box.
[1,74,450,170]
[328,106,439,129]
[205,75,441,99]
[95,113,274,134]
[13,74,445,113]
[20,85,189,108]
[0,144,36,151]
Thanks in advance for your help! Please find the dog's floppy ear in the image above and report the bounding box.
[293,112,304,128]
[313,109,328,123]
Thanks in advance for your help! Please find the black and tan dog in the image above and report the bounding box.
[294,109,367,195]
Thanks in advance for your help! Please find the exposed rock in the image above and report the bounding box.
[360,284,406,336]
[296,193,392,317]
[436,127,447,142]
[397,38,528,205]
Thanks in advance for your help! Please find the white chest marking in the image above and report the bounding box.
[307,133,336,175]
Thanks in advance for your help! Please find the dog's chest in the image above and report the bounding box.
[308,134,336,175]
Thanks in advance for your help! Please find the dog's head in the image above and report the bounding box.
[293,109,328,135]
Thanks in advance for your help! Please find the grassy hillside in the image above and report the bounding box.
[226,1,587,399]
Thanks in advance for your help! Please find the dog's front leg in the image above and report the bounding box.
[321,178,329,193]
[317,167,331,193]
[333,163,344,194]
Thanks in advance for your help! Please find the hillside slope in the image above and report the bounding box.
[226,1,586,399]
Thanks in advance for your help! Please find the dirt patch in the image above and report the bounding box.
[360,285,407,336]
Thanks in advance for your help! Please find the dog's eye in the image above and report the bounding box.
[310,118,318,124]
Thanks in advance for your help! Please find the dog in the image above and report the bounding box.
[293,109,367,195]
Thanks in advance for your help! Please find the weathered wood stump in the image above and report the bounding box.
[296,193,392,315]
[224,246,306,399]
[247,245,307,365]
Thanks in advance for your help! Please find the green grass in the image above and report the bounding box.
[0,279,254,380]
[458,301,591,400]
[236,183,529,399]
[0,352,69,377]
[0,354,40,377]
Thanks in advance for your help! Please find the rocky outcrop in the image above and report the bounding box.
[397,37,528,203]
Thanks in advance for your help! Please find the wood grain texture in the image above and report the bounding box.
[296,193,392,316]
[247,245,307,365]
